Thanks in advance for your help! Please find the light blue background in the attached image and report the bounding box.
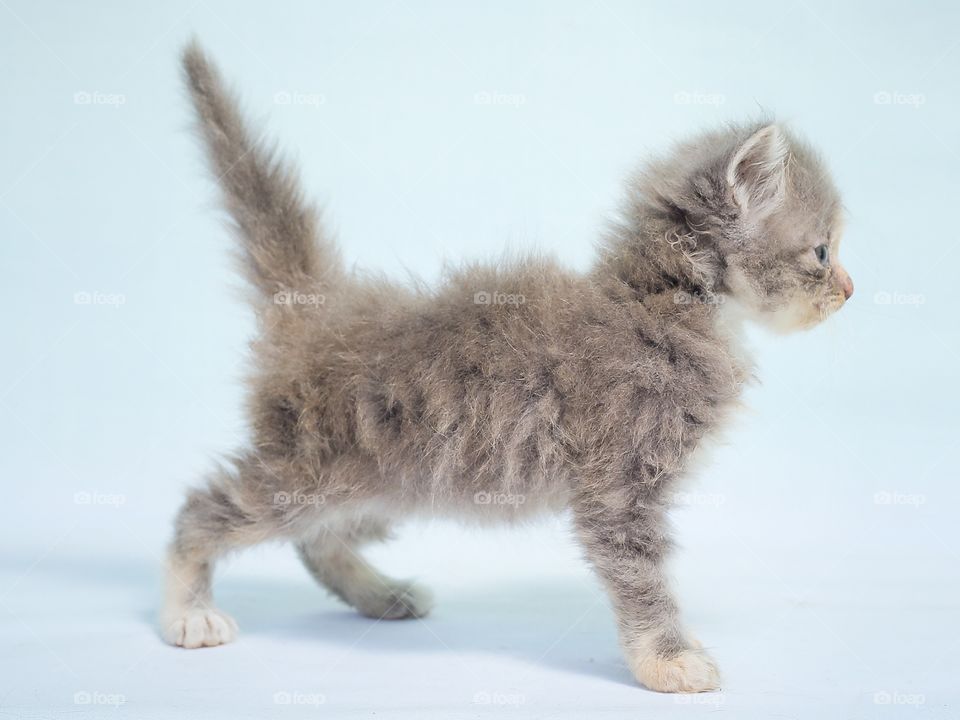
[1,1,957,718]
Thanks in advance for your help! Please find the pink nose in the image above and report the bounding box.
[838,269,854,300]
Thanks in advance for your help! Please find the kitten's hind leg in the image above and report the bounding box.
[161,455,282,648]
[296,516,432,620]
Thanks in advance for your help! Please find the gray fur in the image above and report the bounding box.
[161,42,853,693]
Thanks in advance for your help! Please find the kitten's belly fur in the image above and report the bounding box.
[363,403,741,525]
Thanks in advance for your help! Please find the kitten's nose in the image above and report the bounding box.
[837,267,854,300]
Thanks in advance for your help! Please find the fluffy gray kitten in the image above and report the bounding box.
[162,42,854,693]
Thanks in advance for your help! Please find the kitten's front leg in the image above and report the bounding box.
[573,497,720,693]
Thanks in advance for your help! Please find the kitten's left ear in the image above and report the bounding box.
[726,124,788,216]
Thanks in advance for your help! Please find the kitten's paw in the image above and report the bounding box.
[629,647,720,693]
[162,607,238,648]
[355,581,433,620]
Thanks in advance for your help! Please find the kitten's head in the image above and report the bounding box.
[647,122,853,331]
[716,123,852,331]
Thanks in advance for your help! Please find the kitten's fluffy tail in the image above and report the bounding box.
[181,40,341,304]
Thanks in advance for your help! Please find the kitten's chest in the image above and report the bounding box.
[669,323,753,484]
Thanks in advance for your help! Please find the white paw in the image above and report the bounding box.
[356,581,433,620]
[629,647,721,693]
[162,607,238,648]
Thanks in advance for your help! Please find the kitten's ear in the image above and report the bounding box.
[726,124,788,216]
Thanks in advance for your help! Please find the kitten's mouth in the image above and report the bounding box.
[814,294,847,324]
[783,295,846,331]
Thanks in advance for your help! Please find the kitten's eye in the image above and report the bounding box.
[814,244,830,266]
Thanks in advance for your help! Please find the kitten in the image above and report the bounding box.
[162,41,853,693]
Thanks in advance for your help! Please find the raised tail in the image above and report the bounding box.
[181,40,341,302]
